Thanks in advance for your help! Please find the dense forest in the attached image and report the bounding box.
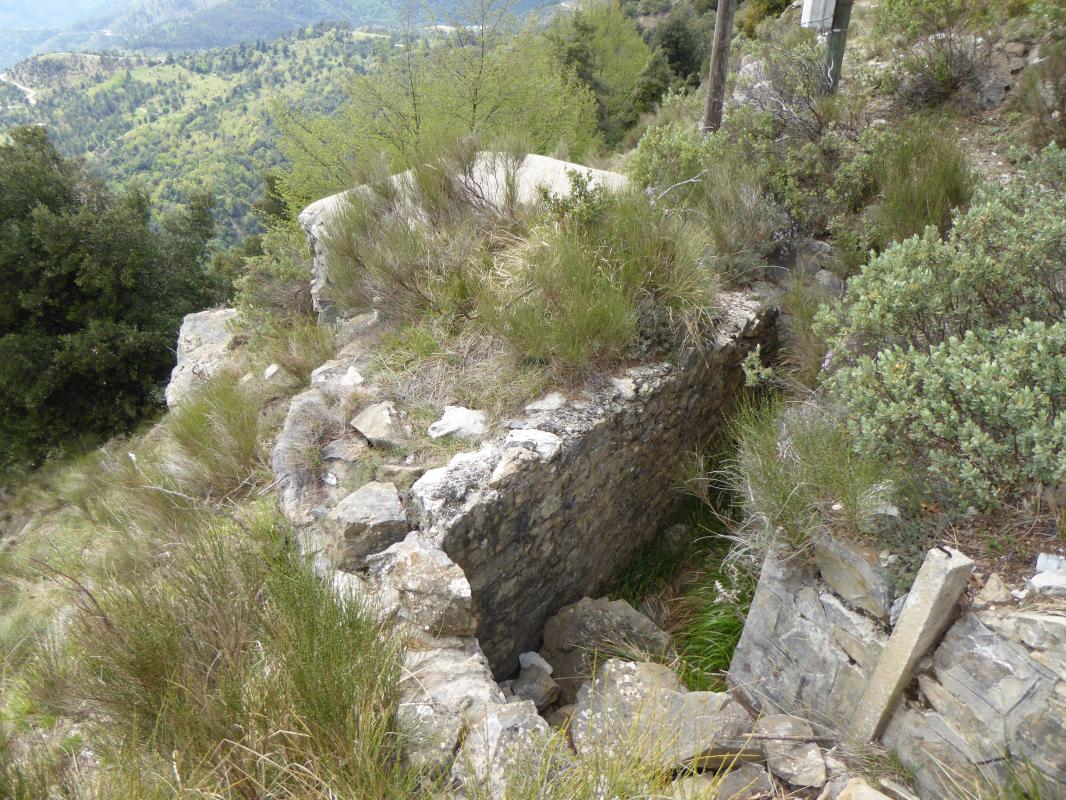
[0,25,384,240]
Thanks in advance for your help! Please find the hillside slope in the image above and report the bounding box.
[0,26,383,240]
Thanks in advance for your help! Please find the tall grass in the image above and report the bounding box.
[26,503,415,799]
[485,187,717,373]
[872,120,975,244]
[727,400,894,554]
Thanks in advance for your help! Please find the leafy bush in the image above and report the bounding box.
[483,178,717,371]
[818,146,1064,356]
[629,125,786,272]
[736,0,792,38]
[0,127,223,475]
[831,320,1066,509]
[1012,40,1066,149]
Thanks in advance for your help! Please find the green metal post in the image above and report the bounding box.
[823,0,853,95]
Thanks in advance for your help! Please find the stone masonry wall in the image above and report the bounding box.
[730,547,1066,798]
[411,295,777,675]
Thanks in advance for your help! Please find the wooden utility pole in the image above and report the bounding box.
[700,0,737,134]
[823,0,853,94]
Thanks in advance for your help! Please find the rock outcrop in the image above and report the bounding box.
[164,307,239,407]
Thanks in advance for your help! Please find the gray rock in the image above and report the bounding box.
[539,597,675,704]
[836,777,893,799]
[813,531,894,621]
[165,307,240,407]
[326,481,408,568]
[350,400,405,449]
[756,714,826,788]
[666,774,717,799]
[310,359,364,391]
[428,405,488,441]
[972,573,1011,608]
[451,700,550,800]
[714,761,774,799]
[397,696,462,776]
[570,660,756,772]
[814,269,844,297]
[511,663,559,711]
[361,532,476,635]
[400,633,505,722]
[518,650,553,674]
[1030,569,1066,597]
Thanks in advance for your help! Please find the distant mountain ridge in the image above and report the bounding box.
[0,0,551,67]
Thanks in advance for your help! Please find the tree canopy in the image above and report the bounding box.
[0,127,224,472]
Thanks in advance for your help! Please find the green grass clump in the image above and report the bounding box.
[728,401,894,554]
[485,180,717,373]
[25,503,414,799]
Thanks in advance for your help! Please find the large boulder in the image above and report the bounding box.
[326,481,408,568]
[570,659,756,772]
[164,307,239,407]
[539,597,675,704]
[299,153,628,320]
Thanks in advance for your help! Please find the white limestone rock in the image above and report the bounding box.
[502,428,563,461]
[326,481,408,568]
[428,405,488,441]
[350,400,405,449]
[165,307,239,407]
[756,713,826,788]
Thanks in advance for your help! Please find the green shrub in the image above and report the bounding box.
[830,320,1066,509]
[736,0,792,37]
[1012,40,1066,149]
[818,146,1064,356]
[895,31,986,107]
[629,125,786,272]
[484,180,717,372]
[0,127,224,475]
[727,401,894,553]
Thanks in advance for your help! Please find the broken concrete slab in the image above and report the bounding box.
[848,546,974,743]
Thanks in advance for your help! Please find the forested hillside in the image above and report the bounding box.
[0,25,383,240]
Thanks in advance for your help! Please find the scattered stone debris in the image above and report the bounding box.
[539,597,676,704]
[756,714,826,788]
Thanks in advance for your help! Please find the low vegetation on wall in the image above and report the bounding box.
[0,0,1064,795]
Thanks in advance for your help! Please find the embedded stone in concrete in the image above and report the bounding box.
[756,714,826,788]
[428,405,488,441]
[813,531,894,621]
[350,400,405,449]
[540,597,675,704]
[326,481,408,568]
[502,428,563,460]
[848,546,974,743]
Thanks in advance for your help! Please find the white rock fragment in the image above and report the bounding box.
[351,400,404,449]
[428,405,488,441]
[503,428,562,461]
[525,391,566,413]
[263,363,280,380]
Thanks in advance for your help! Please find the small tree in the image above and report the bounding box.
[0,127,223,473]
